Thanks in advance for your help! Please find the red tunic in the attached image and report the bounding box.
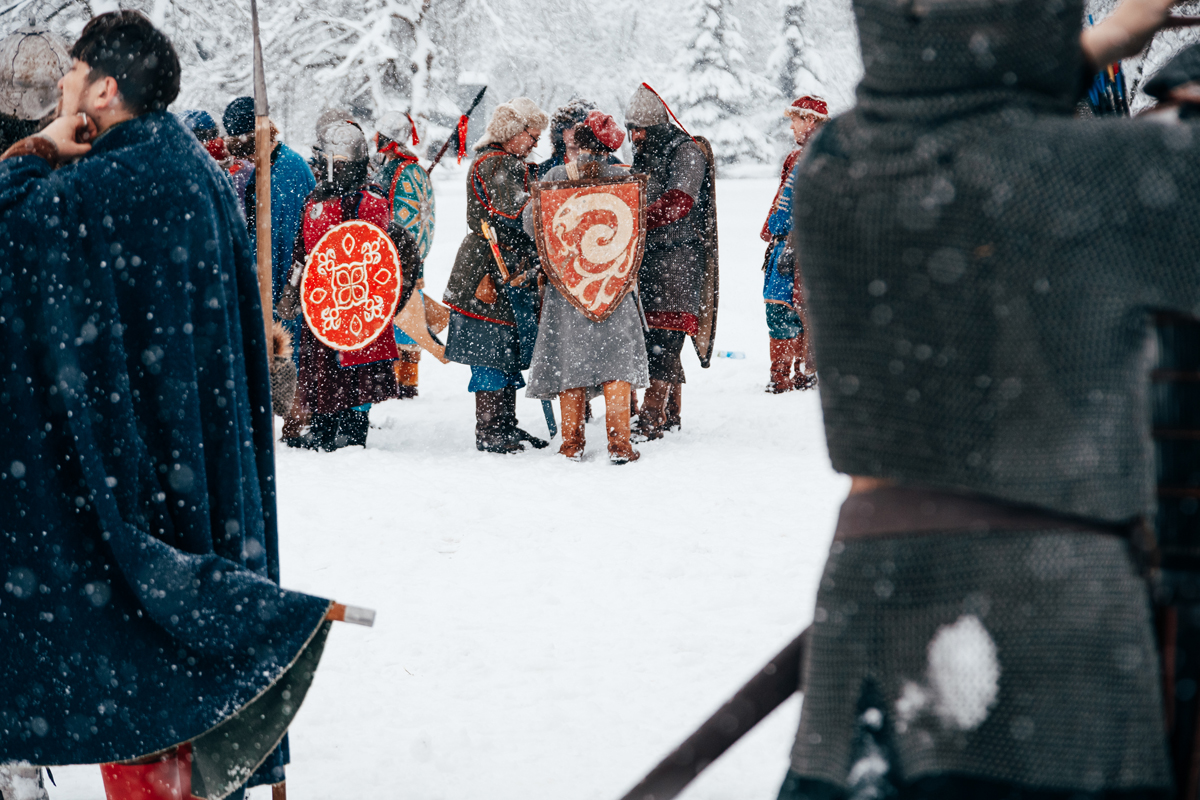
[295,187,404,415]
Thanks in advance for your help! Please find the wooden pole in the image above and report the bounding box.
[251,0,273,356]
[616,629,809,800]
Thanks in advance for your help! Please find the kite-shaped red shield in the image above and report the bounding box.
[301,220,402,352]
[531,174,648,323]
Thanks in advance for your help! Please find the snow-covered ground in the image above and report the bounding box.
[51,175,848,800]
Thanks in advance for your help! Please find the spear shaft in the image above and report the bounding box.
[251,0,274,356]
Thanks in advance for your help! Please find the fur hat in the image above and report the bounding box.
[625,84,668,128]
[785,95,829,120]
[548,98,595,156]
[474,97,548,151]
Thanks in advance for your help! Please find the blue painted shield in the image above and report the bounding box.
[388,160,436,260]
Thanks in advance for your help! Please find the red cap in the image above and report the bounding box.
[583,110,625,151]
[785,95,829,120]
[206,137,228,161]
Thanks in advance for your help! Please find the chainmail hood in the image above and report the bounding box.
[853,0,1084,117]
[795,0,1200,525]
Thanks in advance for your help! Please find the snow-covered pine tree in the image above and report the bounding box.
[775,0,819,101]
[664,0,777,165]
[274,0,438,129]
[767,0,861,115]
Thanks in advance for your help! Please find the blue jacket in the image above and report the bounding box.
[246,142,316,306]
[764,163,797,305]
[0,113,330,772]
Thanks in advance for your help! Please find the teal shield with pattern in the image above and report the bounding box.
[388,161,436,260]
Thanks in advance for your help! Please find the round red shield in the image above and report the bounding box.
[301,220,402,352]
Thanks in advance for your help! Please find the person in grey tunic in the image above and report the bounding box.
[524,111,649,464]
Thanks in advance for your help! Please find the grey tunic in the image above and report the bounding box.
[523,159,650,398]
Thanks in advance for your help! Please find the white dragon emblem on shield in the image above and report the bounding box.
[308,230,391,338]
[550,190,637,312]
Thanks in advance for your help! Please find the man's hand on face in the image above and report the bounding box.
[37,112,97,158]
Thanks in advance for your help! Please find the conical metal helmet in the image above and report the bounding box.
[0,23,71,121]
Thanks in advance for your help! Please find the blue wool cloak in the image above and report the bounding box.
[0,113,331,791]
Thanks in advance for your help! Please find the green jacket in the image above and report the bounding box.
[442,145,539,325]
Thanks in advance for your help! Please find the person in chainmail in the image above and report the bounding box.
[778,0,1193,797]
[0,22,70,154]
[624,84,709,441]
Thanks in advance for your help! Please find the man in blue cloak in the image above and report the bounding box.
[0,12,333,800]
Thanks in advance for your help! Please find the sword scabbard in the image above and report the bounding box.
[480,220,511,282]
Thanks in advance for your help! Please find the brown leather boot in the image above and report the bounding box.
[633,378,670,441]
[794,331,817,390]
[768,338,795,393]
[630,387,639,418]
[282,398,316,449]
[394,350,419,399]
[603,381,640,464]
[558,388,587,460]
[665,383,682,431]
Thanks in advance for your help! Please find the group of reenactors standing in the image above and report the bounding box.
[441,86,721,463]
[168,76,817,464]
[0,19,819,463]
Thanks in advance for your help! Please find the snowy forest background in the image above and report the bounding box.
[2,0,1200,165]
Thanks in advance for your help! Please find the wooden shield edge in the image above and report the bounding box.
[692,136,719,368]
[531,174,648,324]
[300,219,403,352]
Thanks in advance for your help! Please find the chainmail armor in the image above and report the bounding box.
[795,0,1200,524]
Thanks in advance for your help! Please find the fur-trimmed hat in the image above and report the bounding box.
[474,97,548,151]
[784,95,829,120]
[625,84,668,128]
[548,98,595,157]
